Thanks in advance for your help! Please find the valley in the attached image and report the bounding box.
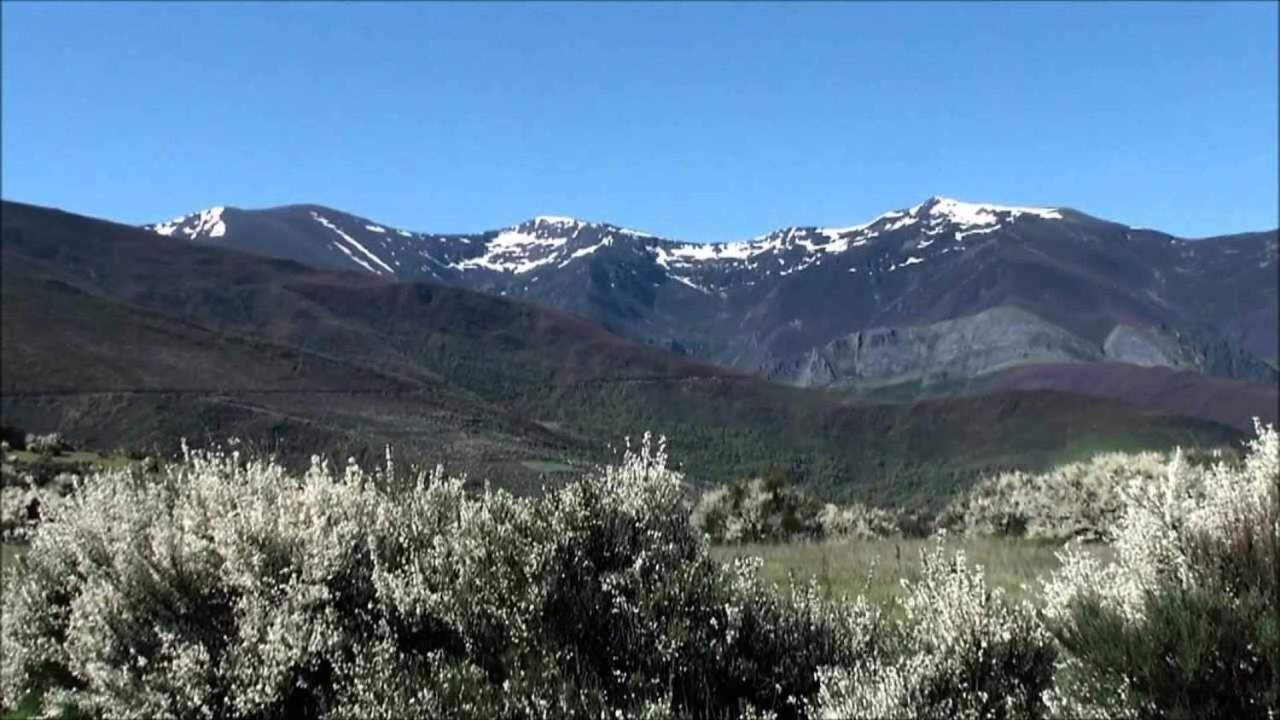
[3,200,1257,507]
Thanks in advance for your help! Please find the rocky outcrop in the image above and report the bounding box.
[1102,324,1279,382]
[1103,325,1196,370]
[768,306,1100,389]
[770,305,1279,391]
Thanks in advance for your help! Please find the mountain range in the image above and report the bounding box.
[143,196,1279,428]
[1,199,1253,509]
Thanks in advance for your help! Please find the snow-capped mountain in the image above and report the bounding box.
[145,196,1072,287]
[151,206,228,239]
[144,197,1279,390]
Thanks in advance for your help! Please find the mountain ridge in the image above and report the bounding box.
[4,198,1246,508]
[140,196,1279,386]
[145,195,1182,248]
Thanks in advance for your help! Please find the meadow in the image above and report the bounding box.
[710,537,1110,608]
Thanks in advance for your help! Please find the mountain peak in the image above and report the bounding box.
[530,215,587,226]
[514,215,661,240]
[148,206,229,239]
[911,196,1063,225]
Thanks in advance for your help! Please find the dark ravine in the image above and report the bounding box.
[1,199,1247,507]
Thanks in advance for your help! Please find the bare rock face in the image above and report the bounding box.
[769,306,1102,389]
[1103,325,1196,370]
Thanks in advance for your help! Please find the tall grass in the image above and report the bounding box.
[711,537,1105,608]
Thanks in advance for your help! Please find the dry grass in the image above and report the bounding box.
[712,537,1114,608]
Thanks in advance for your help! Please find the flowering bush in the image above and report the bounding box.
[0,448,78,541]
[1042,420,1279,718]
[814,501,898,540]
[691,474,898,543]
[23,433,69,456]
[809,540,1057,719]
[0,435,882,719]
[691,474,824,544]
[937,450,1173,541]
[6,425,1271,718]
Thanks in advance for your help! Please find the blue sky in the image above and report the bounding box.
[2,1,1276,241]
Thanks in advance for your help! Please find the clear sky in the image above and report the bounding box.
[2,1,1277,241]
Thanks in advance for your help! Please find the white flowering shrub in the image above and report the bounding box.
[1,435,882,719]
[691,475,900,543]
[1042,420,1280,718]
[810,540,1057,719]
[691,475,825,544]
[814,501,898,540]
[23,433,68,456]
[0,455,78,541]
[938,450,1174,541]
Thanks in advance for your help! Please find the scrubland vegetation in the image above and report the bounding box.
[0,423,1276,719]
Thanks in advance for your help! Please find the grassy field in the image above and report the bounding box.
[518,459,576,474]
[5,449,135,468]
[712,537,1113,608]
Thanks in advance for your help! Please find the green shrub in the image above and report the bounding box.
[1051,586,1279,720]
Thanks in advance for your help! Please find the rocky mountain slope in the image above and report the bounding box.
[2,200,1244,507]
[145,197,1279,396]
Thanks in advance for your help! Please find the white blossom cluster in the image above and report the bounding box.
[1040,420,1279,717]
[809,539,1056,719]
[5,422,1272,718]
[0,454,78,541]
[23,434,69,456]
[938,449,1173,541]
[691,476,896,543]
[814,502,898,540]
[1042,420,1277,624]
[0,434,879,719]
[690,477,820,543]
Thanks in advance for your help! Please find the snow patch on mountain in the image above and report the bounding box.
[532,215,583,226]
[671,274,712,294]
[454,224,572,274]
[611,225,659,239]
[923,197,1062,226]
[955,225,1002,241]
[645,195,1055,275]
[150,207,227,239]
[310,212,396,275]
